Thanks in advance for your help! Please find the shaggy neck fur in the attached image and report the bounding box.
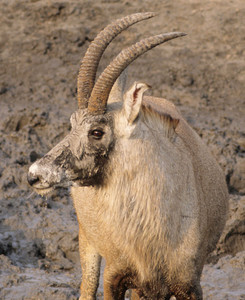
[93,106,200,285]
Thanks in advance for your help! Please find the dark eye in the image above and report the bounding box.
[90,129,104,140]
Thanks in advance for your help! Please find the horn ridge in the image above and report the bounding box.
[77,12,156,109]
[88,32,187,115]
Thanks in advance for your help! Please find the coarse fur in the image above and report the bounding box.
[28,15,229,300]
[69,88,228,299]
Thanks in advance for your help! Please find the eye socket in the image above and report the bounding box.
[90,129,104,140]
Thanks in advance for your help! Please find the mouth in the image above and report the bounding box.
[33,186,54,196]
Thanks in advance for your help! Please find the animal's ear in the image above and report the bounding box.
[123,82,151,124]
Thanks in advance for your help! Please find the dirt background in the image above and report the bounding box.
[0,0,244,299]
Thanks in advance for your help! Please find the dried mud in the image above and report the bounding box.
[0,0,244,299]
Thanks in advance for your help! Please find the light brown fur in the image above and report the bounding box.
[70,92,228,299]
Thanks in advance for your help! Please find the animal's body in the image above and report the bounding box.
[28,13,228,300]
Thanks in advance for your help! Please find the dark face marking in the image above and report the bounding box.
[54,148,75,169]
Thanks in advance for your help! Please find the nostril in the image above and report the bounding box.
[27,173,40,186]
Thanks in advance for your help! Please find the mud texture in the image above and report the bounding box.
[0,0,244,299]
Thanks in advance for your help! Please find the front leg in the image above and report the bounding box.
[78,225,101,300]
[103,265,128,300]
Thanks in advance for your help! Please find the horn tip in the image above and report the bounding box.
[168,32,188,39]
[171,32,187,37]
[135,12,157,19]
[144,11,157,18]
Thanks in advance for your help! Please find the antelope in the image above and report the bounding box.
[28,12,229,300]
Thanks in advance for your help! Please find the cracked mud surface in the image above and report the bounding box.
[0,0,244,299]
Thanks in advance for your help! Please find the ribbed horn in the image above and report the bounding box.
[77,12,156,109]
[88,32,186,114]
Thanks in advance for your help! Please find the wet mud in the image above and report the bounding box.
[0,0,244,299]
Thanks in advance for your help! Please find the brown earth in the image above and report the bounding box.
[0,0,244,299]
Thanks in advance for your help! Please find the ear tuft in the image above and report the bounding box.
[124,82,151,124]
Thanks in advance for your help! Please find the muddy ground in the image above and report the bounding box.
[0,0,244,299]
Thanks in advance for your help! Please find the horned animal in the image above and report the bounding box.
[28,13,228,300]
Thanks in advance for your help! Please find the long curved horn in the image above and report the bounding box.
[88,32,186,114]
[77,12,156,109]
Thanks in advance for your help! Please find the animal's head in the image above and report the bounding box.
[27,12,185,195]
